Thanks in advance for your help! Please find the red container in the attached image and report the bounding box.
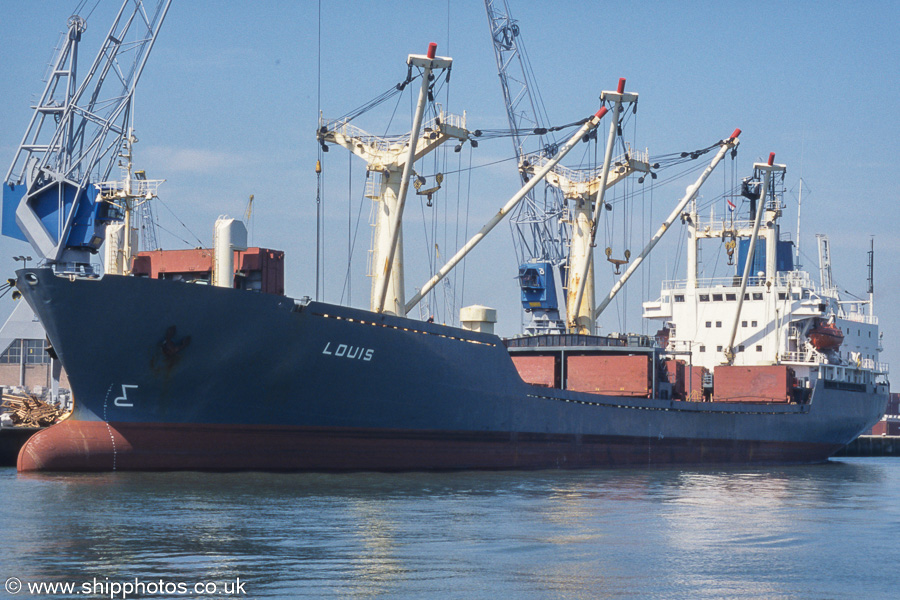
[237,248,285,295]
[132,248,213,278]
[713,365,794,403]
[511,355,556,388]
[871,421,900,436]
[566,354,650,397]
[132,247,284,295]
[664,359,686,399]
[887,393,900,415]
[686,366,707,401]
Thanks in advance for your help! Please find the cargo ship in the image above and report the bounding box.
[11,254,889,472]
[5,6,890,471]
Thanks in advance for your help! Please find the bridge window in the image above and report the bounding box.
[726,293,736,301]
[712,294,723,301]
[699,294,709,302]
[753,293,763,300]
[674,294,685,302]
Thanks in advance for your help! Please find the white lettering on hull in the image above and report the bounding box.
[323,342,374,361]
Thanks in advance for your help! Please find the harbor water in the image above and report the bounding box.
[1,458,899,599]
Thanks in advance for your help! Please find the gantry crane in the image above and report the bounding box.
[484,0,573,333]
[3,0,171,274]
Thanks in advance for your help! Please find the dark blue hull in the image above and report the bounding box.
[15,269,888,471]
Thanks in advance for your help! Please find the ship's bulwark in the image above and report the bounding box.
[15,269,888,472]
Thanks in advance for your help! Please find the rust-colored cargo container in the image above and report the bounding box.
[237,248,285,296]
[664,359,686,399]
[870,421,900,436]
[511,355,556,388]
[686,365,707,401]
[713,365,794,403]
[566,354,651,397]
[132,247,284,295]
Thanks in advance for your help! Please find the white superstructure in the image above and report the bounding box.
[643,160,887,390]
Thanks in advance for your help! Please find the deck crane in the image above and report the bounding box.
[319,44,468,316]
[484,0,575,334]
[3,0,171,274]
[522,144,650,333]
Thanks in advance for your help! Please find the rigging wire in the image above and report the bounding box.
[320,51,739,321]
[453,137,463,316]
[469,118,588,141]
[331,75,420,127]
[347,149,352,304]
[460,145,474,309]
[155,197,204,247]
[316,0,325,302]
[153,220,195,248]
[339,172,369,305]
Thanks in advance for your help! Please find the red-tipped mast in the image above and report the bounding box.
[617,77,626,93]
[427,42,437,59]
[768,152,775,166]
[730,128,742,140]
[595,106,608,119]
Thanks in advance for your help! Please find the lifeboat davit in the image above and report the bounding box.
[809,321,844,352]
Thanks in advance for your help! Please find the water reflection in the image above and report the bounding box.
[2,459,899,599]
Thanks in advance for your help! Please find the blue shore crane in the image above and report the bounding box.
[3,0,171,274]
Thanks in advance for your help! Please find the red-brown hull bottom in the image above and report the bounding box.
[18,419,842,472]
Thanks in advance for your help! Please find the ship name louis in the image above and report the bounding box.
[322,342,374,361]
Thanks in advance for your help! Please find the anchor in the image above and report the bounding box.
[161,325,191,358]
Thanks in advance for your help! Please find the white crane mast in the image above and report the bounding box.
[319,45,467,316]
[522,146,650,333]
[568,80,637,333]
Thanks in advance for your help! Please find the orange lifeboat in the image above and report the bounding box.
[809,321,843,352]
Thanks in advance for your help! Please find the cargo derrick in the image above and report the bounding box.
[318,44,466,317]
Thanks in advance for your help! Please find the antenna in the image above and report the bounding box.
[868,236,874,317]
[795,178,803,269]
[817,234,833,292]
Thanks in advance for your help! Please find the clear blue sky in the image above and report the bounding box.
[1,1,898,370]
